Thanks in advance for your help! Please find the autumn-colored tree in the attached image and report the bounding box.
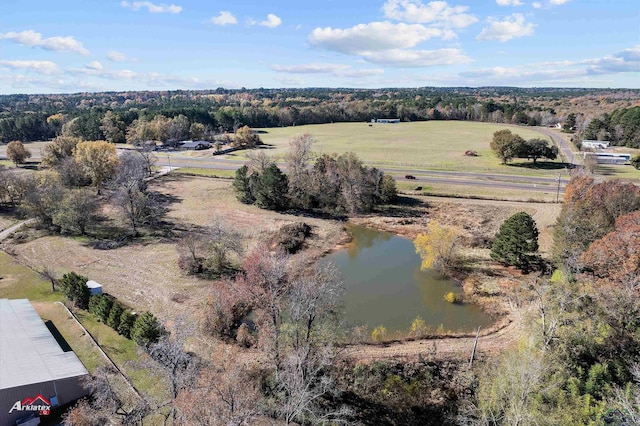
[580,210,640,290]
[554,174,640,270]
[74,141,119,192]
[6,140,31,165]
[414,220,461,273]
[42,136,80,167]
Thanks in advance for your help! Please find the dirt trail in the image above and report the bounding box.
[345,316,522,363]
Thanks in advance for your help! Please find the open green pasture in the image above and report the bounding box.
[254,121,561,176]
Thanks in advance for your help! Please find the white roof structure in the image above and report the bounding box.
[0,299,88,390]
[85,280,102,290]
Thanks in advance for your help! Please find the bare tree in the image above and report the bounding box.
[175,346,261,425]
[288,260,343,349]
[246,150,275,174]
[39,265,58,292]
[145,319,201,425]
[240,245,290,370]
[286,134,314,208]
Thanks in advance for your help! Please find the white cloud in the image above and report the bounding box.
[211,11,237,26]
[274,76,305,86]
[382,0,478,28]
[360,48,471,67]
[477,13,535,42]
[549,0,571,4]
[309,22,446,54]
[532,2,542,8]
[271,63,384,78]
[250,13,282,28]
[0,30,90,55]
[496,0,524,6]
[120,1,182,14]
[107,51,129,62]
[86,61,103,71]
[455,45,639,85]
[586,45,640,74]
[0,60,59,74]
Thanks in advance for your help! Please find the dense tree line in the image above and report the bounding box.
[3,87,637,143]
[580,106,640,148]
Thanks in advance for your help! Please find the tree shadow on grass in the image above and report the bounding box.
[374,195,428,218]
[508,161,575,171]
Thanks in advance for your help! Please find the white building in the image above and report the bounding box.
[581,140,610,150]
[582,152,631,165]
[85,280,103,296]
[0,299,89,425]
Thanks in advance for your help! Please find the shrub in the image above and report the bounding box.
[131,312,164,347]
[275,222,312,254]
[444,292,460,304]
[107,302,124,330]
[236,323,255,348]
[410,316,429,338]
[118,311,137,339]
[372,325,388,342]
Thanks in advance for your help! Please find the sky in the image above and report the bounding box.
[0,0,638,94]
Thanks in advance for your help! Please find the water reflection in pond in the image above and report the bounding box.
[323,225,493,336]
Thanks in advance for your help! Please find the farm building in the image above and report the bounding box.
[85,280,103,296]
[582,152,631,165]
[581,140,610,150]
[0,299,89,425]
[374,118,400,124]
[178,140,211,150]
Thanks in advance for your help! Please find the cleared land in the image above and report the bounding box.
[6,176,344,324]
[249,122,562,176]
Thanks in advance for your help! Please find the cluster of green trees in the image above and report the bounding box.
[580,106,640,148]
[59,271,164,346]
[490,129,558,164]
[234,136,396,213]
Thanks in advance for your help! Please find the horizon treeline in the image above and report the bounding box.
[1,87,639,147]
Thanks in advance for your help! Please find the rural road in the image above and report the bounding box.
[155,157,567,193]
[534,126,580,166]
[0,219,35,241]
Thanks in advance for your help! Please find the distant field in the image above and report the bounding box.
[253,121,562,176]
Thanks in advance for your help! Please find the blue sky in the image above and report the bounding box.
[0,0,638,93]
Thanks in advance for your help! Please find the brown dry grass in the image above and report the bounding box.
[8,176,344,333]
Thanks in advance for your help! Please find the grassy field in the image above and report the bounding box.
[0,250,167,405]
[252,121,564,176]
[173,167,235,178]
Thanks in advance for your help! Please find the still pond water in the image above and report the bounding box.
[324,225,493,336]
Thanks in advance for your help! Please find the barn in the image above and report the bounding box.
[0,299,89,425]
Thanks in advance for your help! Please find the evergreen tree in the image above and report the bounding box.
[118,311,137,338]
[255,164,289,211]
[491,212,539,270]
[131,311,164,346]
[233,165,255,204]
[95,296,114,323]
[107,302,124,330]
[59,272,91,309]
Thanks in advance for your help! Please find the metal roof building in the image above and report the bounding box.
[0,299,89,425]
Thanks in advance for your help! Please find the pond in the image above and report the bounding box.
[323,225,494,337]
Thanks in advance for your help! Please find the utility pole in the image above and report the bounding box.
[556,174,561,203]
